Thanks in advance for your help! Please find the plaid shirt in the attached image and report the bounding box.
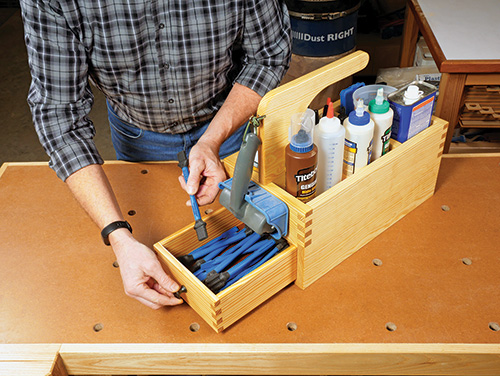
[20,0,292,181]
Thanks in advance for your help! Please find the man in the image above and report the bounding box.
[19,0,292,309]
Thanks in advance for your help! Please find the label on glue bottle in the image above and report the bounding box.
[343,139,357,176]
[342,99,374,178]
[294,165,318,202]
[380,127,391,156]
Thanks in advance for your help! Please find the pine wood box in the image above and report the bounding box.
[154,51,448,332]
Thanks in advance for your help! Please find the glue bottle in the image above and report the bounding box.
[368,88,394,161]
[314,102,345,194]
[342,99,374,178]
[285,113,318,203]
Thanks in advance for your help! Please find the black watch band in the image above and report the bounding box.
[101,221,132,246]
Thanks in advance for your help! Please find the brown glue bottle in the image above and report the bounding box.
[285,113,318,203]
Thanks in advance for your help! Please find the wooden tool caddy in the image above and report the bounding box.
[154,51,449,332]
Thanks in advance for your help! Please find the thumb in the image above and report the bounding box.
[186,160,204,195]
[149,263,179,293]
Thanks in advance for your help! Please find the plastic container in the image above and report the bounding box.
[342,99,374,178]
[285,0,360,57]
[314,102,345,194]
[290,108,317,141]
[368,88,394,161]
[285,113,318,203]
[353,84,397,110]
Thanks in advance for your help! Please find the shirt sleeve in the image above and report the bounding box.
[20,0,103,182]
[235,0,292,97]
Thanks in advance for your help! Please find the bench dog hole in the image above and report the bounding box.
[462,258,472,266]
[372,258,383,266]
[189,323,200,332]
[141,169,149,174]
[128,210,136,216]
[287,322,297,332]
[386,322,397,332]
[489,322,500,332]
[441,205,450,211]
[112,261,119,268]
[205,208,214,215]
[93,323,103,332]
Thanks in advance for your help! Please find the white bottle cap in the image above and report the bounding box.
[404,85,422,105]
[375,88,384,106]
[355,99,365,117]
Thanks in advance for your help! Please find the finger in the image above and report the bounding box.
[152,282,175,297]
[135,295,163,310]
[195,181,220,206]
[147,262,180,294]
[186,160,205,195]
[137,284,183,307]
[196,192,217,206]
[153,282,168,295]
[178,175,187,190]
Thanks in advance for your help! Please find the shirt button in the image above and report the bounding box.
[172,122,178,127]
[168,98,174,104]
[159,23,165,29]
[163,63,170,69]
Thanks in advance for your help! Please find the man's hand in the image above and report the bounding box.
[66,165,184,309]
[178,139,226,206]
[177,83,262,206]
[111,229,184,309]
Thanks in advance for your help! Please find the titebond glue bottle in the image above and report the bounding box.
[286,113,318,203]
[342,99,374,178]
[368,88,394,161]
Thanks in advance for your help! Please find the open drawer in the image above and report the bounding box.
[154,207,297,333]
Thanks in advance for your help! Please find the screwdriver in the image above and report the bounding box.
[177,150,208,241]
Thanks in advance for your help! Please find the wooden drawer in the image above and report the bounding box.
[154,208,296,333]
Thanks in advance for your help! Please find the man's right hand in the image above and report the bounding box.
[110,228,184,309]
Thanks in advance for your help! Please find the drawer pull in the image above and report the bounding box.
[173,285,187,299]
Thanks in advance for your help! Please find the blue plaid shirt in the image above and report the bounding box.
[20,0,292,180]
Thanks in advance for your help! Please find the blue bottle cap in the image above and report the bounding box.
[348,99,371,126]
[290,129,313,153]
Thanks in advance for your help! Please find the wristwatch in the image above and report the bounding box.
[101,220,133,246]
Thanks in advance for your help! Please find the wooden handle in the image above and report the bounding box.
[256,50,370,185]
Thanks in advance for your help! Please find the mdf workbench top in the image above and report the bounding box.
[0,156,499,375]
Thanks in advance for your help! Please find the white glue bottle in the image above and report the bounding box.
[314,102,345,194]
[368,88,394,161]
[342,99,374,179]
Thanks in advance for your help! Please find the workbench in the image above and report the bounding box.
[0,156,499,375]
[400,0,500,153]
